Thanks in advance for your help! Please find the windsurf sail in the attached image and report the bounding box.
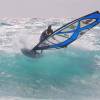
[32,11,100,50]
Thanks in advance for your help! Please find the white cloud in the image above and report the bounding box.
[0,0,99,17]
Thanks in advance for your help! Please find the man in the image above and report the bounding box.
[31,25,53,54]
[39,25,53,42]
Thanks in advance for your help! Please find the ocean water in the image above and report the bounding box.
[0,18,100,100]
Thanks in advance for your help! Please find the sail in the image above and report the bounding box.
[33,11,100,50]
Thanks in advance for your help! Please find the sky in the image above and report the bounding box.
[0,0,99,18]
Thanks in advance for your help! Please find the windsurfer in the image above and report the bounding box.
[31,25,53,54]
[39,25,53,42]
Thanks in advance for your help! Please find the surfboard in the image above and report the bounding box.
[21,48,41,58]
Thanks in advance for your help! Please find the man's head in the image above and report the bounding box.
[47,25,52,30]
[47,25,52,35]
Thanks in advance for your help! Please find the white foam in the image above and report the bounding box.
[0,97,51,100]
[72,30,100,51]
[94,26,100,30]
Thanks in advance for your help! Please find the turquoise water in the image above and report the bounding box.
[0,47,100,99]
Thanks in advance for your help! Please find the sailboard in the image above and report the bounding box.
[21,48,41,58]
[32,11,100,51]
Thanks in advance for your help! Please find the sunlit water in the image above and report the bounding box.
[0,18,100,100]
